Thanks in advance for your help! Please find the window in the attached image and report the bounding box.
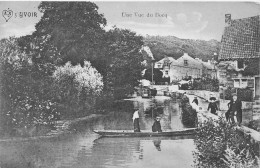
[240,79,248,88]
[248,79,254,88]
[165,71,169,75]
[184,60,188,66]
[234,79,240,88]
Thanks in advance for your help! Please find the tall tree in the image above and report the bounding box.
[19,2,107,66]
[104,28,144,99]
[143,68,163,84]
[18,2,144,100]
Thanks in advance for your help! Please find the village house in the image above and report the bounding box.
[218,14,260,100]
[172,53,203,81]
[154,53,217,82]
[218,14,260,114]
[154,56,176,78]
[195,58,218,79]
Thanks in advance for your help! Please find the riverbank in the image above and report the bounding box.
[183,92,260,151]
[0,95,198,168]
[0,114,105,143]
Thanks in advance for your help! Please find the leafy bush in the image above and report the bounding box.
[0,37,58,136]
[53,61,103,119]
[223,87,236,100]
[53,61,103,95]
[237,88,253,102]
[224,87,253,101]
[222,147,258,168]
[193,118,259,168]
[0,38,104,136]
[248,120,260,132]
[192,78,219,92]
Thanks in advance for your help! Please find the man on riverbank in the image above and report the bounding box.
[207,99,218,115]
[228,93,242,126]
[133,110,140,132]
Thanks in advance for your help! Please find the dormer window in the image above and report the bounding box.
[184,60,188,66]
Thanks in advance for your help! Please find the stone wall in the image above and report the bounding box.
[180,90,219,101]
[182,90,253,124]
[219,99,253,111]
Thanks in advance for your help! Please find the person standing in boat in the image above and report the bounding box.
[152,116,162,132]
[133,110,140,132]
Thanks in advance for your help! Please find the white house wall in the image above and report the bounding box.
[169,65,201,81]
[154,53,217,82]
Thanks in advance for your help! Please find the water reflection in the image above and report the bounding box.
[153,139,161,151]
[124,96,186,131]
[0,135,195,168]
[0,96,195,168]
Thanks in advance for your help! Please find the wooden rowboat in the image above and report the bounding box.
[93,128,196,137]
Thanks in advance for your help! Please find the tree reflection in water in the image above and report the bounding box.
[0,97,195,168]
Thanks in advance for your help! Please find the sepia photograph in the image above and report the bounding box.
[0,1,260,168]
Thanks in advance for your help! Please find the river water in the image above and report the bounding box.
[0,96,196,168]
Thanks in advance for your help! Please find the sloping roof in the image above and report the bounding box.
[156,57,176,64]
[218,61,237,71]
[219,15,260,60]
[195,58,215,70]
[202,62,214,70]
[203,61,215,70]
[175,53,203,68]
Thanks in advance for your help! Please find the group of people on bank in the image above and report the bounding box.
[192,93,242,126]
[132,93,243,133]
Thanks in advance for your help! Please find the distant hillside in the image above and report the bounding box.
[144,36,220,61]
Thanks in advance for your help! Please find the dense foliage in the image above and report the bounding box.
[0,37,58,136]
[18,2,107,66]
[144,36,220,61]
[52,61,103,118]
[143,68,163,84]
[222,87,253,102]
[18,2,143,100]
[193,118,259,168]
[192,78,219,92]
[0,2,145,136]
[248,120,260,132]
[102,28,144,99]
[243,58,260,76]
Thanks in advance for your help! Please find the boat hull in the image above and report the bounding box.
[93,128,196,137]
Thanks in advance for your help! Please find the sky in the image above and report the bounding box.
[0,1,260,41]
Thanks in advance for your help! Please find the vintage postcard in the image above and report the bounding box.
[0,1,260,168]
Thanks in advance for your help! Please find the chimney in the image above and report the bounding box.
[225,14,231,25]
